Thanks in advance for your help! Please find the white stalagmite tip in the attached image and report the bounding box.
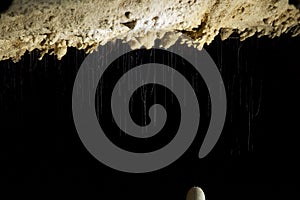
[186,187,205,200]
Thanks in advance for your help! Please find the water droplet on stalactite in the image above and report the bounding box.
[186,187,205,200]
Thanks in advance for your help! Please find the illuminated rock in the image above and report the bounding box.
[0,0,299,62]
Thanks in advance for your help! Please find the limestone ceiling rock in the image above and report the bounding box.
[0,0,299,62]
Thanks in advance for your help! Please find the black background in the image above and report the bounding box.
[0,20,300,199]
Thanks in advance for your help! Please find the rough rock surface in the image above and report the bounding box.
[0,0,299,62]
